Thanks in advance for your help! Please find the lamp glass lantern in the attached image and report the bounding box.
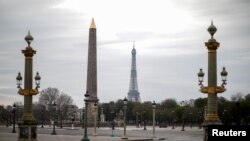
[152,101,156,109]
[52,101,56,108]
[220,67,228,84]
[34,72,41,88]
[123,97,128,105]
[16,72,22,88]
[13,104,16,109]
[84,91,90,101]
[197,68,205,85]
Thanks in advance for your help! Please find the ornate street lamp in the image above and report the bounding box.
[12,104,16,133]
[71,115,74,130]
[82,91,90,141]
[5,108,9,127]
[180,101,186,131]
[41,106,44,128]
[199,111,202,129]
[143,110,147,130]
[181,116,185,131]
[122,97,128,140]
[197,21,228,141]
[172,110,175,129]
[93,102,98,136]
[110,109,115,137]
[136,112,139,128]
[51,101,57,135]
[190,113,193,128]
[16,31,41,140]
[152,101,156,138]
[222,110,227,125]
[82,108,85,129]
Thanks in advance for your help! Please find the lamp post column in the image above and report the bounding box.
[41,106,44,128]
[180,101,186,131]
[199,111,202,129]
[181,116,185,131]
[172,111,175,129]
[6,110,9,127]
[71,115,74,130]
[122,97,128,140]
[136,112,139,128]
[12,104,16,133]
[82,108,84,129]
[143,111,147,130]
[83,101,89,139]
[41,111,44,128]
[110,110,115,137]
[82,91,90,141]
[93,102,98,136]
[51,101,57,135]
[197,21,228,141]
[152,101,156,138]
[16,31,41,141]
[190,113,193,128]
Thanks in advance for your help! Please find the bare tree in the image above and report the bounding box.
[39,87,60,106]
[231,92,244,102]
[57,93,73,107]
[38,87,77,127]
[56,92,74,128]
[38,87,60,124]
[245,93,250,101]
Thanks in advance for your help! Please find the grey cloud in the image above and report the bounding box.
[174,0,250,18]
[0,0,250,106]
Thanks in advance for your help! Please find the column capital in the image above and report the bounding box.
[22,47,36,57]
[205,41,220,51]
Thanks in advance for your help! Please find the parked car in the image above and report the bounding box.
[159,122,168,128]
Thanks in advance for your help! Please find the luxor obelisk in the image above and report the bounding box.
[86,18,99,126]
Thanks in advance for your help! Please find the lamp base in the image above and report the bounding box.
[202,121,222,141]
[111,130,115,137]
[51,132,57,135]
[12,128,16,133]
[17,121,37,141]
[121,136,128,140]
[81,138,90,141]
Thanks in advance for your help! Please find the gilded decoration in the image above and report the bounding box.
[18,89,39,96]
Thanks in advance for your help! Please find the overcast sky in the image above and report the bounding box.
[1,0,250,107]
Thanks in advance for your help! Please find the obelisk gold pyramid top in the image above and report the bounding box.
[90,18,96,29]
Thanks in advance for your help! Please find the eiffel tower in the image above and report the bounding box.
[127,43,141,102]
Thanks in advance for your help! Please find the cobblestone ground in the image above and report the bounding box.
[0,125,203,141]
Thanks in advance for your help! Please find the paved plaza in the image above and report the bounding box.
[0,125,203,141]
